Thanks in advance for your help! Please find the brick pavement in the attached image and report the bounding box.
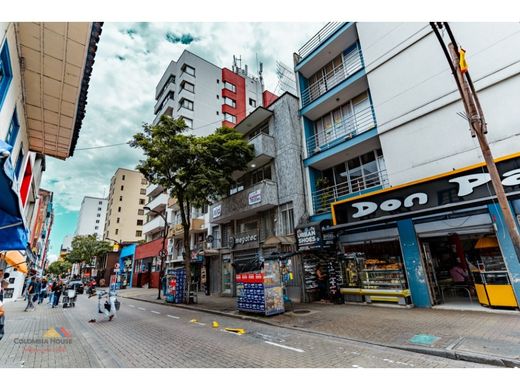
[119,288,520,366]
[0,292,487,367]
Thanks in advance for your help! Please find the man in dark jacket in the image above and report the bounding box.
[24,276,36,312]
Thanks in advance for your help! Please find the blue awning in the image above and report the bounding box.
[0,139,28,250]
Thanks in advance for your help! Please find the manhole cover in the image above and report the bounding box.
[293,309,311,314]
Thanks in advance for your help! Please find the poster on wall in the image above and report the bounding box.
[248,189,262,205]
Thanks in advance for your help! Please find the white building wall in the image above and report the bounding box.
[75,196,108,238]
[358,22,520,185]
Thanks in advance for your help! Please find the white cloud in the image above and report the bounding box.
[41,22,324,212]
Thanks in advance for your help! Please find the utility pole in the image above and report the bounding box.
[431,22,520,258]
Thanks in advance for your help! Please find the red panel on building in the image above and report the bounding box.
[20,160,32,207]
[263,90,278,107]
[135,238,166,260]
[221,68,246,127]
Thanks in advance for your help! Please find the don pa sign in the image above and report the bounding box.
[332,156,520,226]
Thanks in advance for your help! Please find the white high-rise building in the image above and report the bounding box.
[75,196,108,238]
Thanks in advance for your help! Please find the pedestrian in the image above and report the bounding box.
[47,279,55,306]
[0,280,8,341]
[316,265,328,303]
[0,269,6,302]
[52,280,63,308]
[24,276,36,312]
[38,278,47,304]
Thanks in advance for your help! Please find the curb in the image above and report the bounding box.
[120,295,520,368]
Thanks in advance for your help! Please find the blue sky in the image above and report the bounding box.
[41,22,323,259]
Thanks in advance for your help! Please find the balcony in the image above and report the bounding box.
[154,83,175,114]
[146,183,163,197]
[153,97,175,125]
[249,132,275,167]
[210,180,278,224]
[143,215,166,236]
[306,105,376,156]
[145,193,168,213]
[312,170,389,214]
[301,47,364,108]
[297,22,345,60]
[172,218,206,238]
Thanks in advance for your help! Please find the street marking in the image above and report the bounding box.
[195,322,206,326]
[167,315,179,319]
[352,365,363,368]
[128,304,135,308]
[151,310,161,314]
[264,341,304,353]
[220,329,242,336]
[137,307,146,311]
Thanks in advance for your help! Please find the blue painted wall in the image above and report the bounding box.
[487,203,520,306]
[397,219,432,308]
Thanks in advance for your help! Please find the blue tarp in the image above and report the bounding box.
[0,139,28,250]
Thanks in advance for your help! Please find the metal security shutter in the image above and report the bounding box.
[414,213,493,238]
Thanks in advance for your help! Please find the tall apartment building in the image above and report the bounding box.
[29,188,53,275]
[103,168,148,243]
[294,22,520,309]
[153,50,277,134]
[208,92,306,299]
[0,22,102,301]
[75,196,108,237]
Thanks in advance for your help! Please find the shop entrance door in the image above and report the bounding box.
[420,242,442,305]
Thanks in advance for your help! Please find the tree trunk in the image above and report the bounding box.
[179,196,191,304]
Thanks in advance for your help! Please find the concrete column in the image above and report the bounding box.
[397,219,432,308]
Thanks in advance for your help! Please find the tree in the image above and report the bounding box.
[130,115,255,303]
[47,260,72,278]
[65,235,113,276]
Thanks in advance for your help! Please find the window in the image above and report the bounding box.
[97,207,102,211]
[119,196,123,201]
[249,98,256,107]
[0,41,13,109]
[136,231,142,237]
[141,178,147,185]
[216,94,219,99]
[99,201,102,205]
[247,121,269,139]
[223,81,236,93]
[224,113,236,124]
[223,97,236,108]
[138,209,144,216]
[181,81,195,93]
[139,199,145,205]
[182,64,195,76]
[180,98,194,111]
[118,207,121,213]
[120,185,124,191]
[140,188,146,195]
[122,174,125,180]
[115,229,119,235]
[96,214,101,217]
[137,220,143,226]
[116,217,120,223]
[5,110,19,146]
[14,145,24,178]
[181,117,193,129]
[216,111,219,116]
[280,202,295,235]
[216,79,220,84]
[94,226,99,230]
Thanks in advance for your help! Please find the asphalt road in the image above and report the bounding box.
[0,293,489,368]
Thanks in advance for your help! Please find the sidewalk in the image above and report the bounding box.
[118,287,520,367]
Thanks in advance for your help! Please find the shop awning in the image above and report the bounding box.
[0,140,29,251]
[2,251,28,274]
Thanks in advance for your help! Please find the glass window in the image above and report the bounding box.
[119,196,123,201]
[137,220,143,226]
[224,113,236,124]
[249,98,256,107]
[0,42,13,109]
[118,207,121,212]
[95,220,100,223]
[280,202,294,236]
[115,229,119,235]
[223,81,236,93]
[5,110,19,146]
[181,98,194,111]
[180,116,193,129]
[120,185,124,191]
[140,188,146,195]
[182,64,195,76]
[136,231,142,237]
[223,97,236,108]
[139,199,145,205]
[181,81,195,93]
[122,175,126,180]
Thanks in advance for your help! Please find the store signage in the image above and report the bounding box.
[333,156,520,225]
[229,232,259,249]
[248,189,262,205]
[295,225,322,250]
[212,205,222,219]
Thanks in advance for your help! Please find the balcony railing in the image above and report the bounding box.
[306,105,376,156]
[300,48,363,107]
[298,22,344,59]
[312,170,388,213]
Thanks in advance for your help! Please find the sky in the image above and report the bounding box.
[42,22,324,258]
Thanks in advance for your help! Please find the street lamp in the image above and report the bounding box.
[144,206,169,300]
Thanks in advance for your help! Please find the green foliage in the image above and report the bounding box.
[65,235,113,265]
[47,260,72,277]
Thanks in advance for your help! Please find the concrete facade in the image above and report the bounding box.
[75,196,108,238]
[103,168,148,243]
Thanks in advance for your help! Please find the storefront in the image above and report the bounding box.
[331,153,520,309]
[133,238,165,288]
[295,220,341,303]
[118,244,136,289]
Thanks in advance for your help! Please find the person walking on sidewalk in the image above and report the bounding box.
[24,276,36,312]
[47,279,55,306]
[316,266,328,303]
[0,280,8,341]
[38,278,47,304]
[52,280,63,308]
